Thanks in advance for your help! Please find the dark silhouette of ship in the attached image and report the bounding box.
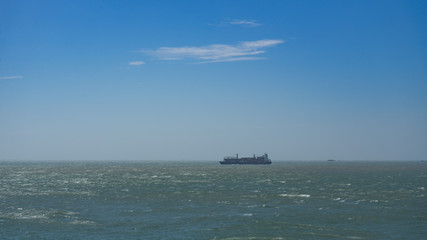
[220,153,271,165]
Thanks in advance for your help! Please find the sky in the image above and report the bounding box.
[1,0,426,161]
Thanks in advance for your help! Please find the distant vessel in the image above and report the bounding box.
[220,153,271,165]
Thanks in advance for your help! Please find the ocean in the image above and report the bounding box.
[0,161,426,239]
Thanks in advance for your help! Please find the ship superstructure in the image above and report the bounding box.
[219,153,271,165]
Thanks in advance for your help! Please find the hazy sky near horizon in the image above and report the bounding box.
[1,0,426,161]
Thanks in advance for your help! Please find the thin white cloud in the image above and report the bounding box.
[129,61,145,66]
[143,39,284,63]
[198,57,266,64]
[0,76,23,80]
[229,19,261,27]
[209,18,262,27]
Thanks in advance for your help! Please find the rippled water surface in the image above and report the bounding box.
[1,161,426,239]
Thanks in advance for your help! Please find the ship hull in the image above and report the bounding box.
[220,153,271,165]
[219,161,271,165]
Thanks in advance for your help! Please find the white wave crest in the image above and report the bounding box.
[279,193,311,198]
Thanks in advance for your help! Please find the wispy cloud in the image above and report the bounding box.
[128,61,145,66]
[143,39,284,63]
[228,19,261,27]
[0,76,23,80]
[209,18,262,27]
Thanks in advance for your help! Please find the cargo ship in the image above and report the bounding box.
[219,153,271,165]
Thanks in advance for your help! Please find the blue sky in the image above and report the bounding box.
[1,0,426,160]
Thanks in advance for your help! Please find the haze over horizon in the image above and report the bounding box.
[1,0,426,161]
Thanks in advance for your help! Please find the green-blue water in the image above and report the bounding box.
[1,161,426,239]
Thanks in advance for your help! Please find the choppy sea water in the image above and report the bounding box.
[0,161,426,239]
